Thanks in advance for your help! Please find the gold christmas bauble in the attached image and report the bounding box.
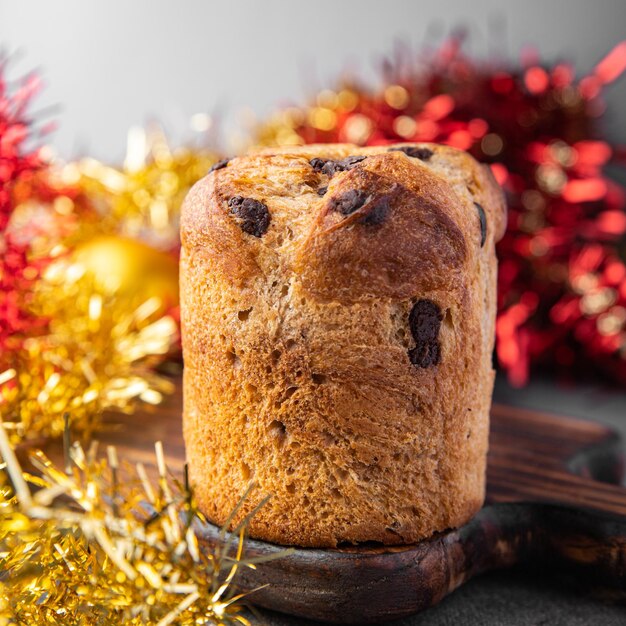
[72,235,179,310]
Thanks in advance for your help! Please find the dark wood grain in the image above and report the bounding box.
[85,381,626,623]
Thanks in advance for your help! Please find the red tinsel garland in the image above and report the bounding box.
[261,37,626,386]
[0,61,49,354]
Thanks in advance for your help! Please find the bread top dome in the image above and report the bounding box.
[181,143,506,303]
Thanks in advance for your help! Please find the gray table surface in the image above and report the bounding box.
[250,374,626,625]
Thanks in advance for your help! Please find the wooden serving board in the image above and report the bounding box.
[94,381,626,624]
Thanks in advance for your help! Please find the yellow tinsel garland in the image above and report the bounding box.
[76,125,218,251]
[1,257,178,445]
[2,126,216,445]
[0,423,289,625]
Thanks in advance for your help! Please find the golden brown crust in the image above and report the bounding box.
[180,142,506,547]
[297,154,470,302]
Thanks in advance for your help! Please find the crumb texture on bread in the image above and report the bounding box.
[180,143,506,547]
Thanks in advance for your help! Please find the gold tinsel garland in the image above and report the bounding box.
[2,127,215,445]
[75,125,218,251]
[1,258,178,444]
[0,423,289,624]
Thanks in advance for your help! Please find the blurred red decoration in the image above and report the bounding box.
[258,35,626,386]
[0,59,51,354]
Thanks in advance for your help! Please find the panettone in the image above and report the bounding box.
[180,143,506,547]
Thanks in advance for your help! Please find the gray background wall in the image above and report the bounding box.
[2,0,626,162]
